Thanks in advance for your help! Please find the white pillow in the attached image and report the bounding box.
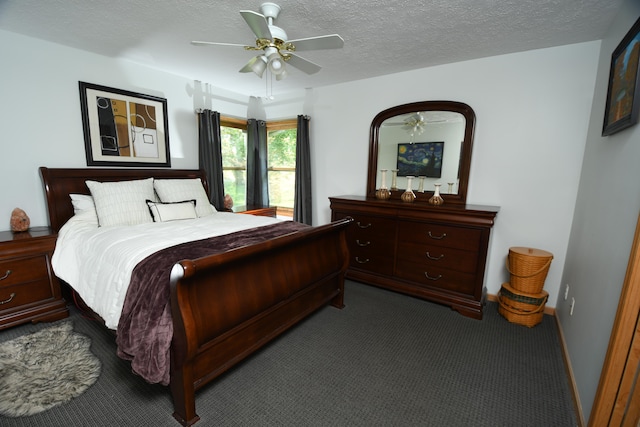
[70,194,96,215]
[86,178,155,227]
[153,178,216,218]
[146,200,197,222]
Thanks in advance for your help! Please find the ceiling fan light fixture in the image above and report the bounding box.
[275,67,288,81]
[264,46,285,76]
[251,55,268,77]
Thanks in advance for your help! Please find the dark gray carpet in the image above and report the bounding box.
[0,280,578,426]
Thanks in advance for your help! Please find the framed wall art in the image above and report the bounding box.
[79,82,171,167]
[602,17,640,136]
[396,141,444,178]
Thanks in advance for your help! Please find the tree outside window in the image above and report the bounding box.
[220,117,296,218]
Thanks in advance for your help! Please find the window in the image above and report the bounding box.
[267,119,297,217]
[220,117,297,218]
[220,117,247,209]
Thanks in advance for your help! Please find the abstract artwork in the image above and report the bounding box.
[79,82,170,166]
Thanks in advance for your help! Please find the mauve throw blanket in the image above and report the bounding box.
[115,220,307,385]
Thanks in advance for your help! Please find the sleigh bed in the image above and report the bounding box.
[39,167,351,426]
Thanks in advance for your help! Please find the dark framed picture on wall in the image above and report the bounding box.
[79,82,171,167]
[602,17,640,136]
[396,142,444,178]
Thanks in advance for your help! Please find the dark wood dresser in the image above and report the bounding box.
[330,196,499,319]
[0,226,68,329]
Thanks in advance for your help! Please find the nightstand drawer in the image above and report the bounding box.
[0,255,50,287]
[0,278,54,310]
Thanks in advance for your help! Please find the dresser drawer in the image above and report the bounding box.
[397,241,478,274]
[349,249,394,276]
[348,214,395,239]
[395,260,476,295]
[398,221,482,251]
[0,255,50,287]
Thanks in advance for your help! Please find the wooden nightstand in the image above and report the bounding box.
[0,226,69,330]
[234,205,277,217]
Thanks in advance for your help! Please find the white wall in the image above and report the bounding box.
[310,42,600,311]
[558,0,640,421]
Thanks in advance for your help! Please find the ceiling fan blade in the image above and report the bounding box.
[240,10,272,40]
[191,40,251,48]
[286,34,344,51]
[286,54,322,75]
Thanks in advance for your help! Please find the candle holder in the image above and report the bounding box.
[375,169,391,200]
[401,176,416,203]
[390,169,399,191]
[428,183,444,205]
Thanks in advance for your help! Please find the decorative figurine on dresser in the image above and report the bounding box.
[330,101,499,319]
[0,221,68,329]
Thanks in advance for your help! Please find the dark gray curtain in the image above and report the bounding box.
[246,118,269,206]
[293,115,312,225]
[197,110,225,210]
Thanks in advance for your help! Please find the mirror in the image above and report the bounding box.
[367,101,475,205]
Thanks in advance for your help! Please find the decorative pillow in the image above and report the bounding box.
[146,200,197,222]
[70,194,96,215]
[86,178,155,227]
[153,178,216,218]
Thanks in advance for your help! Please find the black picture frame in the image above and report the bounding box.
[396,141,444,177]
[79,82,171,167]
[603,17,640,136]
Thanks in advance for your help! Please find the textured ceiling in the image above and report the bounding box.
[0,0,624,99]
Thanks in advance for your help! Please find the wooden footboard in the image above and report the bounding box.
[168,218,351,426]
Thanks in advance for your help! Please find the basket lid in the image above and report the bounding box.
[509,247,553,258]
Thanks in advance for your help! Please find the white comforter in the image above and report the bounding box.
[52,211,281,329]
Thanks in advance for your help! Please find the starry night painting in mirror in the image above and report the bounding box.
[396,142,443,178]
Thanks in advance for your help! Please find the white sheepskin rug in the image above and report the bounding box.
[0,320,101,417]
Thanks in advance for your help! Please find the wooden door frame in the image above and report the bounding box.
[589,213,640,426]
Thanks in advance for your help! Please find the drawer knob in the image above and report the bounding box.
[0,292,16,305]
[355,256,370,264]
[426,252,444,261]
[0,270,11,281]
[428,231,447,240]
[424,272,442,281]
[356,239,371,247]
[356,221,372,229]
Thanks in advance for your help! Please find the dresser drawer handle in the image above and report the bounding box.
[356,222,372,229]
[356,240,371,247]
[0,270,11,281]
[426,252,444,261]
[0,292,16,305]
[424,272,442,281]
[355,257,370,264]
[428,231,447,240]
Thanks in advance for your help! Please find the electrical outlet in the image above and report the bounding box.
[570,297,575,316]
[564,284,570,300]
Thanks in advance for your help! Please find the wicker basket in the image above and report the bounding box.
[506,247,553,294]
[498,282,548,312]
[498,282,547,328]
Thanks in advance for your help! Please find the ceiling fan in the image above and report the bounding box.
[191,2,344,81]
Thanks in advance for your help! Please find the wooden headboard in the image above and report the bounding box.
[39,167,209,232]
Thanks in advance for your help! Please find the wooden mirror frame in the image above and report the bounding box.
[366,101,476,205]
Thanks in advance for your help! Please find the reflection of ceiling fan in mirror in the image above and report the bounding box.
[382,111,464,139]
[191,2,344,81]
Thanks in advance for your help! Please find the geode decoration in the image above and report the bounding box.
[10,207,30,232]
